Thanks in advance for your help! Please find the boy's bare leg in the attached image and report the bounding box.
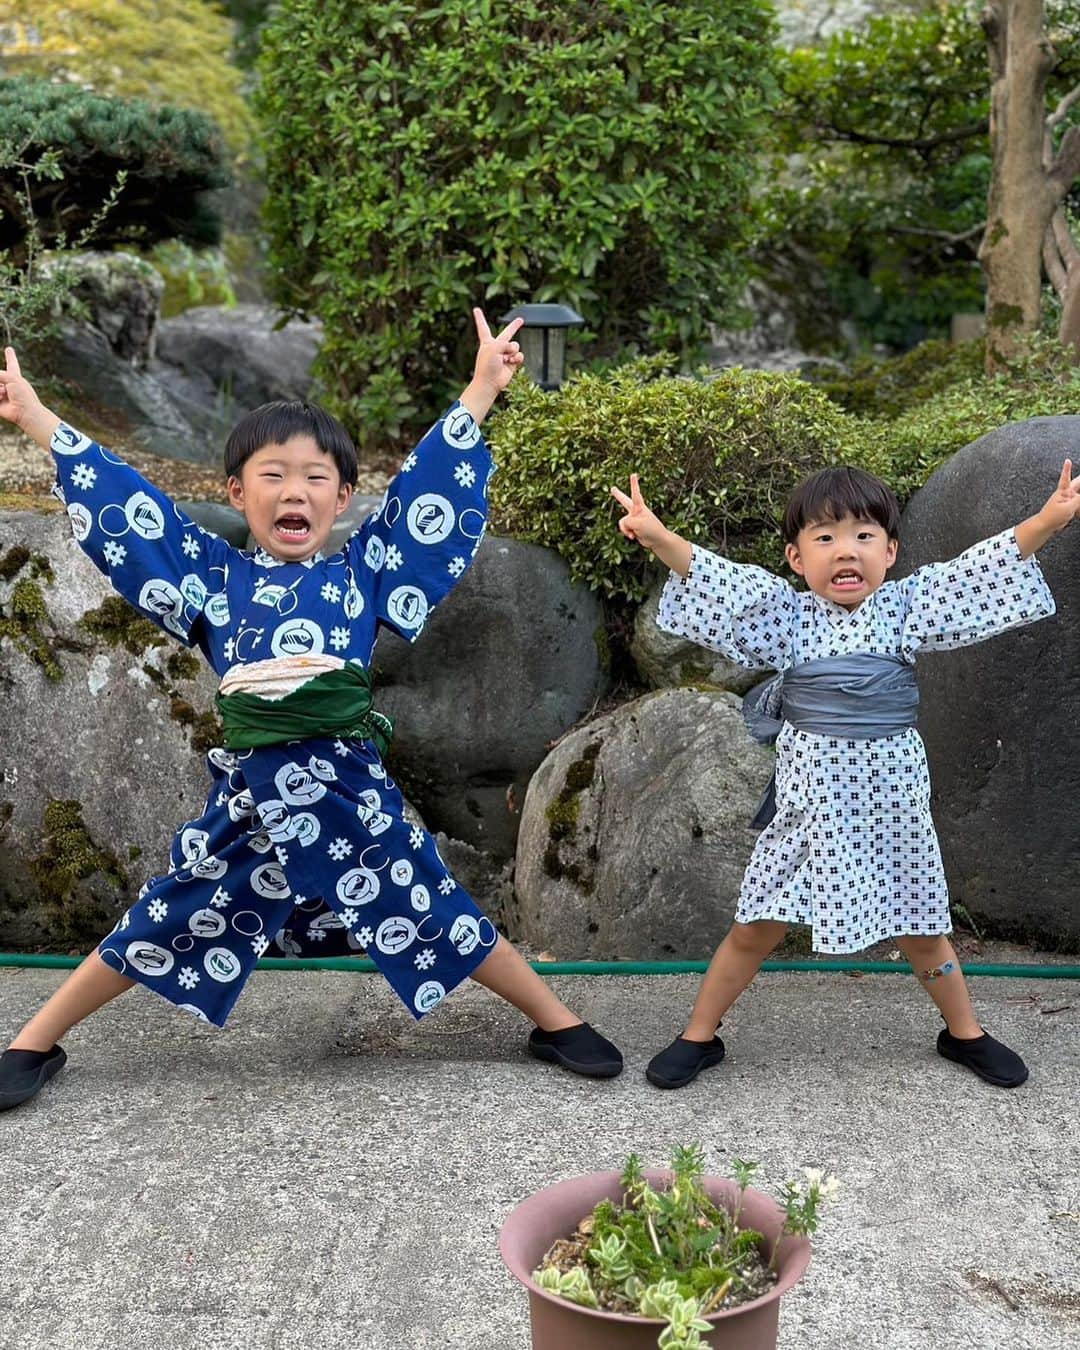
[8,950,134,1052]
[895,934,981,1037]
[683,919,789,1041]
[469,936,579,1031]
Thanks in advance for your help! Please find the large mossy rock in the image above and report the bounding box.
[896,415,1080,949]
[0,509,221,949]
[373,536,609,860]
[512,688,772,959]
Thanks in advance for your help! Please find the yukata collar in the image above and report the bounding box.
[809,585,877,625]
[248,546,326,568]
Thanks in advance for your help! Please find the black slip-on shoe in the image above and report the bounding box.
[0,1045,68,1111]
[527,1022,623,1078]
[937,1027,1028,1088]
[646,1035,726,1090]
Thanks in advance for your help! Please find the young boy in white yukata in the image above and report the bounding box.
[0,313,623,1113]
[611,461,1079,1090]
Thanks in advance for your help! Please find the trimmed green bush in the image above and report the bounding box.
[257,0,779,450]
[488,357,850,601]
[0,77,231,264]
[489,339,1080,601]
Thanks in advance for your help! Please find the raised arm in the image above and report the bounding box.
[0,346,230,645]
[611,473,693,576]
[348,309,524,641]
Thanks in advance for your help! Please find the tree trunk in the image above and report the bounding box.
[979,1,1059,372]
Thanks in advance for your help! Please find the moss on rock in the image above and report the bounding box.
[28,799,126,946]
[80,595,165,653]
[543,739,602,890]
[0,577,64,680]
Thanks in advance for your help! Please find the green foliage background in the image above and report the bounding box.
[256,0,779,450]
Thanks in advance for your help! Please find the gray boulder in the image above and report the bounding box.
[0,509,222,949]
[513,688,773,960]
[155,303,322,416]
[895,415,1080,949]
[61,250,163,363]
[631,574,766,693]
[373,536,609,859]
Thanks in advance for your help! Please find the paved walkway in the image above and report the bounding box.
[1,965,1077,1349]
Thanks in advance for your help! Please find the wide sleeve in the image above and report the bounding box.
[345,402,493,642]
[656,544,798,671]
[50,422,233,646]
[899,527,1056,659]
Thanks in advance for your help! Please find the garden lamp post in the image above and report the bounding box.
[499,303,584,390]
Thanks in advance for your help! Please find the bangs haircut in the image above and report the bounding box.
[783,466,901,544]
[224,400,359,487]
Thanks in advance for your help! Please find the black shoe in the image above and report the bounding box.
[646,1035,726,1090]
[528,1022,623,1078]
[937,1027,1028,1088]
[0,1045,68,1111]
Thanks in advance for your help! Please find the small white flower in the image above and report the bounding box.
[147,899,168,923]
[70,463,97,490]
[182,534,200,558]
[327,837,353,861]
[102,540,127,567]
[177,967,200,990]
[820,1176,841,1201]
[329,625,350,651]
[453,461,476,489]
[414,948,436,971]
[357,926,374,947]
[447,556,466,578]
[802,1167,824,1190]
[321,582,342,603]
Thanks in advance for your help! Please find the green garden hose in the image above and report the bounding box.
[0,953,1077,977]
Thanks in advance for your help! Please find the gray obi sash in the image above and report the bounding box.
[742,653,920,828]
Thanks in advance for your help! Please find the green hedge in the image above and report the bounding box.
[256,0,779,451]
[489,341,1080,601]
[488,357,850,601]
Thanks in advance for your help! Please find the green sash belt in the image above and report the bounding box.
[216,663,395,756]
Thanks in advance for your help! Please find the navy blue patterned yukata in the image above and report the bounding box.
[49,406,499,1025]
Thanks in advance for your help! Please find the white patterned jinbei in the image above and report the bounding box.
[658,534,1056,952]
[49,406,499,1026]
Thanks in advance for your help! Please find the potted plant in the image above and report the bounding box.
[500,1145,836,1350]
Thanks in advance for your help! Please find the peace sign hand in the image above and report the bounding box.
[610,473,667,552]
[471,308,525,397]
[1038,458,1080,534]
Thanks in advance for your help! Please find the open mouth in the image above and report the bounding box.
[830,569,863,590]
[274,513,311,542]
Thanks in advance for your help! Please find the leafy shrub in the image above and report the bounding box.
[0,77,231,264]
[490,338,1080,600]
[488,357,850,600]
[810,339,986,417]
[257,0,779,450]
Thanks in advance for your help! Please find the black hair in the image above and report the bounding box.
[783,466,901,545]
[224,400,358,487]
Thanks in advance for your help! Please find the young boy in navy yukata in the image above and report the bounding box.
[611,461,1079,1092]
[0,312,622,1112]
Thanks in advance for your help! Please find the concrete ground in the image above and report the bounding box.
[0,964,1077,1350]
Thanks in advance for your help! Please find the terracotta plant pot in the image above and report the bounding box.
[500,1170,811,1350]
